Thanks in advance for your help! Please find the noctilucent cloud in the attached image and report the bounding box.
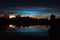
[0,8,60,16]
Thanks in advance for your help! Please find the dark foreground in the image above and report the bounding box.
[0,32,49,40]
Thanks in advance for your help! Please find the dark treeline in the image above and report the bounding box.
[0,15,55,24]
[10,17,49,26]
[0,14,60,25]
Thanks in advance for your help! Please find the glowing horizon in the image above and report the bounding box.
[8,14,60,21]
[9,15,51,20]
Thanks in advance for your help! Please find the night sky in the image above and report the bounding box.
[0,0,60,17]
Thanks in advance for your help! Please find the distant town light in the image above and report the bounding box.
[9,15,15,18]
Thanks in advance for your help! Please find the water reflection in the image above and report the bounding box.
[9,24,49,30]
[0,24,49,36]
[8,24,50,33]
[9,24,15,28]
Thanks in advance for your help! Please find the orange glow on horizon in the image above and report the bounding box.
[8,15,60,20]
